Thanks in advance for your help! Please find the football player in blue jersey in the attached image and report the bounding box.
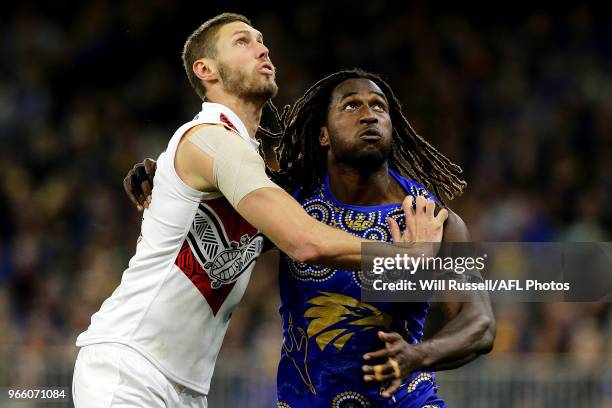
[266,69,495,408]
[125,69,495,408]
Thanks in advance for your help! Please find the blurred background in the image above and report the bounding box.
[0,1,610,407]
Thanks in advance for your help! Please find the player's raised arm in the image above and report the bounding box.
[175,124,446,270]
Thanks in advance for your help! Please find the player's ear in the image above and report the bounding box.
[319,127,330,147]
[193,58,218,83]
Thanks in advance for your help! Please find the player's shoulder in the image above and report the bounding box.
[443,207,470,241]
[183,123,237,139]
[178,123,245,155]
[391,170,438,204]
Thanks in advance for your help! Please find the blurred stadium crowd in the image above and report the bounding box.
[0,1,609,404]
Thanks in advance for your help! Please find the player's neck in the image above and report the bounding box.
[326,161,405,206]
[209,94,263,139]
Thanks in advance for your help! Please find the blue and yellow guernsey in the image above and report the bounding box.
[277,169,445,408]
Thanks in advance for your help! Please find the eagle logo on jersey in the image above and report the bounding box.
[305,292,392,351]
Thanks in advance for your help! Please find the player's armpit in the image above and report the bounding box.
[251,248,280,277]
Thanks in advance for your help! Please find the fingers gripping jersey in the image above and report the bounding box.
[76,103,264,395]
[276,170,445,408]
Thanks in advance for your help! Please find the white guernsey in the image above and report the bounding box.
[76,102,278,395]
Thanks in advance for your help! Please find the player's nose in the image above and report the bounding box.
[256,42,270,60]
[359,107,378,124]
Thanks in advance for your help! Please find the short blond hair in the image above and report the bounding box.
[182,13,251,100]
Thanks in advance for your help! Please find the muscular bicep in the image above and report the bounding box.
[440,209,471,320]
[438,211,493,326]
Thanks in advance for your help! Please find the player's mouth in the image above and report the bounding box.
[258,62,275,75]
[358,127,382,141]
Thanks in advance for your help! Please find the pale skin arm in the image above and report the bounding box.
[361,210,496,397]
[175,124,448,270]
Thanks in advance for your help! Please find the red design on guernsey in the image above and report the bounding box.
[219,113,238,132]
[174,197,260,316]
[206,197,258,242]
[175,241,233,316]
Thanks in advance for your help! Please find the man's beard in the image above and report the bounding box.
[218,61,278,103]
[329,136,392,174]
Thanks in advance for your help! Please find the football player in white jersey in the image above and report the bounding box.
[73,13,448,408]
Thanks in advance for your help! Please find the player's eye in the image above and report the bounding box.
[235,38,248,47]
[343,102,358,111]
[372,101,387,111]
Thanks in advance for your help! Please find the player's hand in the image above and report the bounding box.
[386,195,448,243]
[362,331,423,398]
[123,158,157,212]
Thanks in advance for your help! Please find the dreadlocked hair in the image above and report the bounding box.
[267,69,467,203]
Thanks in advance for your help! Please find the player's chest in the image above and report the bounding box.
[300,193,405,240]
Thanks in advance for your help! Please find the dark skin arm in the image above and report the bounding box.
[362,210,496,398]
